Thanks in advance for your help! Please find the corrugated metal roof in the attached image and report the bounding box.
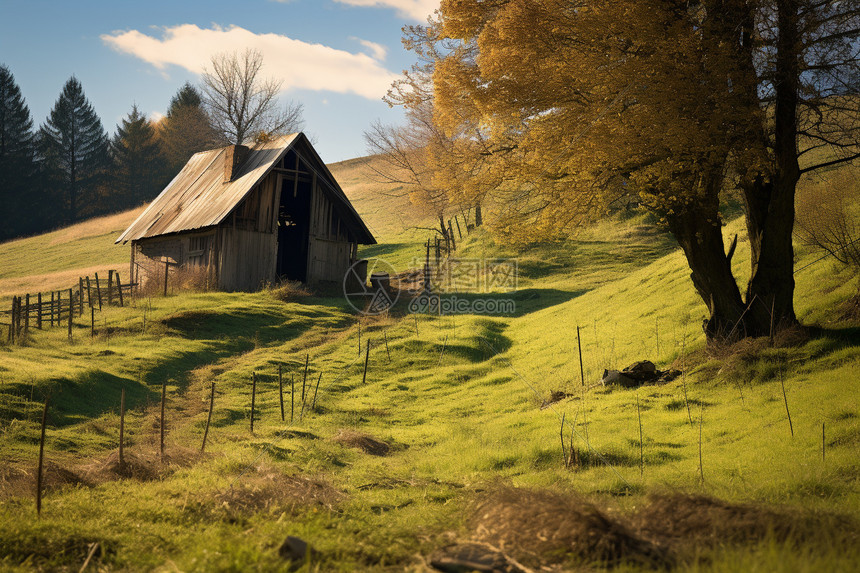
[116,134,300,243]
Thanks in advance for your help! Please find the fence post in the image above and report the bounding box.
[79,278,84,316]
[115,272,124,307]
[107,270,113,306]
[577,325,585,386]
[279,364,285,422]
[68,288,73,341]
[10,297,16,344]
[91,306,95,338]
[119,387,126,469]
[201,382,215,453]
[160,383,166,459]
[85,276,92,309]
[250,372,257,434]
[95,274,102,310]
[24,294,29,336]
[50,291,55,327]
[362,340,371,384]
[37,292,42,329]
[36,396,49,517]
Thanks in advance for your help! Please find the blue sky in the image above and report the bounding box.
[0,0,439,162]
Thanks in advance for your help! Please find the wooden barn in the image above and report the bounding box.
[116,133,375,291]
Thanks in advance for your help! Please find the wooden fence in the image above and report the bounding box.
[2,270,136,344]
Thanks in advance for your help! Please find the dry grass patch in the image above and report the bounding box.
[81,447,203,483]
[268,279,312,302]
[193,468,344,522]
[0,461,88,499]
[634,492,858,549]
[469,487,668,569]
[332,429,391,456]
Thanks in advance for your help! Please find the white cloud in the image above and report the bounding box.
[334,0,439,21]
[149,111,165,123]
[351,37,388,61]
[101,24,398,100]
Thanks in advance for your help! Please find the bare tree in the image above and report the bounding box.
[201,48,304,145]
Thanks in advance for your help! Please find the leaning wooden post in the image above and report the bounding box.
[36,396,49,517]
[302,354,309,404]
[94,273,102,310]
[50,291,55,327]
[7,298,13,344]
[455,215,463,240]
[95,273,102,310]
[107,270,114,306]
[119,387,126,469]
[201,382,215,453]
[24,294,30,335]
[384,330,391,363]
[250,372,257,434]
[85,276,92,309]
[357,321,361,356]
[577,325,585,386]
[115,272,124,307]
[37,292,42,329]
[78,278,84,316]
[68,288,73,341]
[278,365,285,421]
[91,307,95,337]
[312,373,322,409]
[160,383,166,459]
[822,421,826,462]
[448,220,456,250]
[163,260,169,297]
[362,340,371,384]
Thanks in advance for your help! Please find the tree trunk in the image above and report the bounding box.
[742,176,798,334]
[667,207,748,341]
[741,0,800,334]
[475,203,483,227]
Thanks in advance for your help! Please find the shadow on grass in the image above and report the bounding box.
[806,325,860,347]
[421,288,586,318]
[24,370,156,427]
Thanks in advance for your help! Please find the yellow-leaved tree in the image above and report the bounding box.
[421,0,859,341]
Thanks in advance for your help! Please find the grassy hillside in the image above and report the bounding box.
[0,162,858,571]
[0,155,424,301]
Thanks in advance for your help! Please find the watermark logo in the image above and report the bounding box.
[407,293,517,315]
[417,258,518,294]
[342,258,400,315]
[343,256,518,316]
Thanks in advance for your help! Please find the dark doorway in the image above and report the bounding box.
[276,176,312,282]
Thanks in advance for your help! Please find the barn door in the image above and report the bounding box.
[276,172,312,282]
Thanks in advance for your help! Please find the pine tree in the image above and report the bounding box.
[112,104,165,209]
[167,82,203,115]
[158,82,220,176]
[0,64,36,241]
[39,77,110,222]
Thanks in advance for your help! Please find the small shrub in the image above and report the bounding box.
[267,279,311,302]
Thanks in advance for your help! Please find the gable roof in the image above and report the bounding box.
[115,133,375,244]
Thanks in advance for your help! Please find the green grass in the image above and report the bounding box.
[0,164,858,571]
